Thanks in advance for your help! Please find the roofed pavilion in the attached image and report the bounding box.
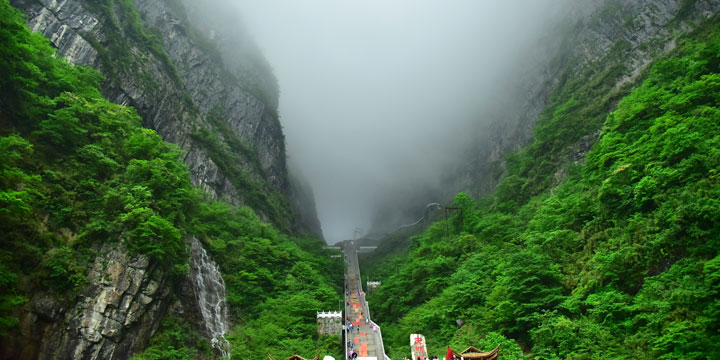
[450,345,501,360]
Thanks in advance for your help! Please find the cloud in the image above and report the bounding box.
[187,0,575,242]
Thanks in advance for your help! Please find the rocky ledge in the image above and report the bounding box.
[8,243,170,360]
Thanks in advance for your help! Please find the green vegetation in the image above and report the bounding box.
[84,0,290,228]
[366,15,720,360]
[0,2,340,358]
[131,316,214,360]
[84,0,181,86]
[87,0,289,227]
[190,107,293,232]
[189,201,343,358]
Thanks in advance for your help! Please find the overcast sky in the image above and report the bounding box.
[222,0,573,243]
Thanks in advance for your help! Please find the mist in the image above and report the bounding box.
[188,0,576,243]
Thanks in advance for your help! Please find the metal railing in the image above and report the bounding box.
[368,318,388,359]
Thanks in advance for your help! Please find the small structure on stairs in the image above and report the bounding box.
[366,280,381,292]
[316,311,342,335]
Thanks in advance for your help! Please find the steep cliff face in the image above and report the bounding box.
[8,244,170,360]
[452,0,720,197]
[3,0,319,358]
[288,166,325,241]
[366,0,720,245]
[11,0,290,226]
[171,0,325,242]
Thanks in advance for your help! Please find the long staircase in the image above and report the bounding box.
[344,242,388,360]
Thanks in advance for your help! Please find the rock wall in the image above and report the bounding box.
[288,167,325,241]
[452,0,720,197]
[5,0,312,358]
[1,243,170,360]
[11,0,288,212]
[365,0,720,236]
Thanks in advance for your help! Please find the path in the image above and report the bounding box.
[344,241,387,360]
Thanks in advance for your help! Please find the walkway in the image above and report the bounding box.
[344,241,387,360]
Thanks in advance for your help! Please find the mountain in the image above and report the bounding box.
[0,0,337,359]
[9,0,326,235]
[368,0,720,236]
[3,0,720,358]
[363,1,720,358]
[453,0,720,199]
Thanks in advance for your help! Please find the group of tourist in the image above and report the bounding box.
[343,322,362,334]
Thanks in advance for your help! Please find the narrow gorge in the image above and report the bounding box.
[1,0,720,359]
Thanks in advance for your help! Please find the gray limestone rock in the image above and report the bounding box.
[2,0,320,359]
[12,0,291,225]
[451,0,720,198]
[7,243,172,360]
[288,166,326,241]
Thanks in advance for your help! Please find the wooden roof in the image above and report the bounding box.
[451,345,500,360]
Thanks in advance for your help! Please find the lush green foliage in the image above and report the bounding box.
[0,2,341,358]
[84,0,291,229]
[190,107,293,232]
[366,15,720,359]
[189,200,344,359]
[1,0,196,326]
[131,316,214,360]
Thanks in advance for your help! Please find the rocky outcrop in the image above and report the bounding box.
[134,0,288,192]
[364,0,720,236]
[11,0,289,216]
[4,243,170,360]
[6,0,305,358]
[288,167,325,241]
[453,0,720,197]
